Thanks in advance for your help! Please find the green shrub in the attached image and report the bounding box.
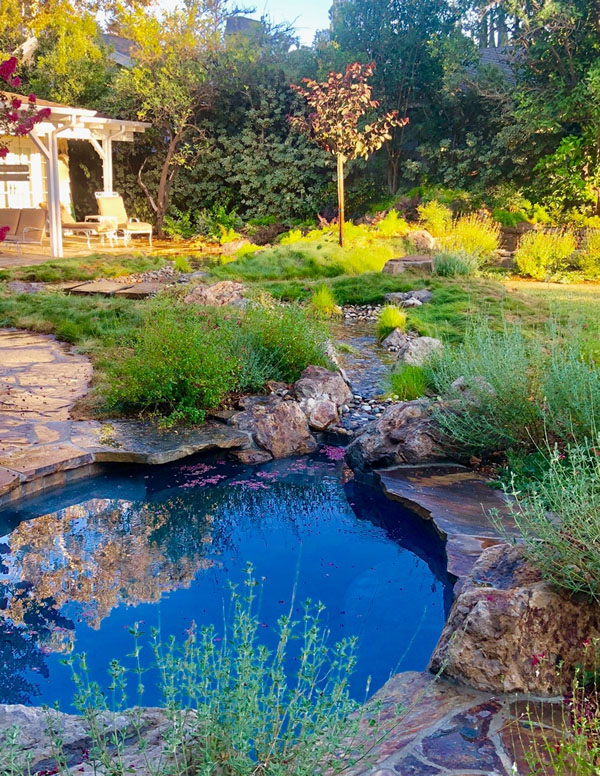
[104,301,329,423]
[425,322,544,454]
[197,204,241,240]
[433,250,479,277]
[310,284,339,318]
[173,255,193,273]
[491,208,528,227]
[377,305,407,341]
[388,364,429,400]
[235,242,263,259]
[577,230,600,278]
[104,302,238,424]
[439,215,500,263]
[506,440,600,602]
[163,208,198,240]
[515,230,576,280]
[417,200,453,237]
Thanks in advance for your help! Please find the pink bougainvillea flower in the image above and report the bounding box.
[531,651,546,667]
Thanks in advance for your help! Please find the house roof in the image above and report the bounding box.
[478,46,515,84]
[101,33,135,68]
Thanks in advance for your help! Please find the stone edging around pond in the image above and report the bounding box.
[0,330,354,507]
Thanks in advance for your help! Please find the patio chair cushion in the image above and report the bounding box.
[96,194,130,228]
[96,194,153,236]
[61,205,113,233]
[14,209,47,241]
[0,209,22,237]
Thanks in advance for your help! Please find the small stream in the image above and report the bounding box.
[330,319,396,400]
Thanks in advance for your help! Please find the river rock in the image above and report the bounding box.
[398,336,443,366]
[231,396,317,458]
[406,229,436,253]
[381,328,409,350]
[183,280,246,306]
[293,365,353,431]
[430,543,600,695]
[345,399,444,471]
[384,289,433,305]
[448,375,496,404]
[220,238,252,256]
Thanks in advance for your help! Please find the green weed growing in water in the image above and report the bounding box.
[377,305,407,341]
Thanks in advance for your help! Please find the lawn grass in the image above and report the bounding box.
[0,253,168,283]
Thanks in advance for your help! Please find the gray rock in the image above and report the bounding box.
[344,399,444,471]
[183,280,246,306]
[382,255,434,275]
[381,328,410,351]
[293,365,353,431]
[384,289,433,305]
[231,396,317,458]
[71,420,250,465]
[449,375,496,404]
[398,336,443,366]
[430,543,600,695]
[0,705,171,775]
[406,229,436,253]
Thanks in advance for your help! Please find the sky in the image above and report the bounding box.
[245,0,331,46]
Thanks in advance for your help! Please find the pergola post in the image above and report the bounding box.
[101,137,113,193]
[29,127,63,258]
[47,131,63,258]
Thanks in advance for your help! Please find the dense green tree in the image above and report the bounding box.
[330,0,459,194]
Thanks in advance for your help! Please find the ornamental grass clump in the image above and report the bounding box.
[377,305,407,341]
[388,364,429,400]
[417,200,453,237]
[438,215,500,264]
[515,229,576,280]
[310,284,340,318]
[506,440,600,602]
[433,250,479,277]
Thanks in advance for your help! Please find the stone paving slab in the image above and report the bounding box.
[346,671,561,776]
[71,419,251,464]
[0,466,21,496]
[113,281,164,298]
[68,280,136,296]
[0,443,93,481]
[376,463,519,580]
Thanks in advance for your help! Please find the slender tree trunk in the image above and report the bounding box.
[337,153,345,248]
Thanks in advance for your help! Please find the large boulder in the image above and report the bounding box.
[184,280,246,306]
[406,229,436,253]
[231,396,317,458]
[293,365,353,431]
[345,399,444,471]
[398,336,443,366]
[382,255,434,275]
[430,543,600,695]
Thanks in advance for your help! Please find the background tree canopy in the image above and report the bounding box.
[2,0,600,225]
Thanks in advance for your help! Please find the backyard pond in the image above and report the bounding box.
[0,449,452,708]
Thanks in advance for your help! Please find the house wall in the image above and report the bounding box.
[0,135,72,211]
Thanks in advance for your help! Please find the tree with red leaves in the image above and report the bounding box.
[0,57,50,241]
[290,62,408,247]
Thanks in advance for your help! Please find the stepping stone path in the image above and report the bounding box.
[68,279,164,297]
[0,329,252,505]
[347,671,561,776]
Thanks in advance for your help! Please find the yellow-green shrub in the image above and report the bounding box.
[439,215,500,263]
[377,305,407,341]
[577,230,600,278]
[310,284,339,318]
[515,230,576,280]
[417,201,453,237]
[376,210,411,237]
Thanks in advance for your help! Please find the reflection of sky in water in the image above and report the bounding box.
[0,450,452,708]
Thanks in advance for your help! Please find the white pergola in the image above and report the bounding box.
[10,95,149,257]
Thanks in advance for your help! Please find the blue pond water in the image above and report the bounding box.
[0,449,452,708]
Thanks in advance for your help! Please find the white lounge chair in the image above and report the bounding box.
[94,193,153,246]
[0,208,47,254]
